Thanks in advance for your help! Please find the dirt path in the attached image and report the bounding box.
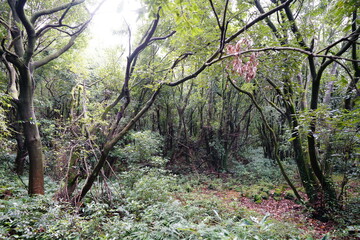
[192,188,336,239]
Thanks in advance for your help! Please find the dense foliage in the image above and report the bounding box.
[0,0,359,239]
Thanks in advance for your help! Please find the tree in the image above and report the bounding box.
[0,0,102,195]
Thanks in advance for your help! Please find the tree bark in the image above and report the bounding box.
[18,65,44,195]
[14,127,27,176]
[345,11,360,110]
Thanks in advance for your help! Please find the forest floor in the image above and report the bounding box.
[184,188,333,239]
[1,163,359,239]
[174,174,360,239]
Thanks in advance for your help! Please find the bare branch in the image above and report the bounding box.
[30,0,85,24]
[35,0,87,38]
[149,31,176,42]
[32,22,87,69]
[101,8,173,121]
[36,22,85,38]
[33,0,107,69]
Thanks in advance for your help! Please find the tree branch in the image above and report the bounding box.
[167,0,294,87]
[101,8,174,121]
[30,0,85,24]
[208,0,222,31]
[225,0,294,43]
[15,0,36,63]
[33,28,79,69]
[207,46,360,65]
[35,0,87,38]
[33,0,106,69]
[149,31,176,42]
[0,16,11,30]
[317,31,360,54]
[254,0,286,45]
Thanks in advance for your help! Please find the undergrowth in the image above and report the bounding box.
[0,166,336,240]
[0,143,356,239]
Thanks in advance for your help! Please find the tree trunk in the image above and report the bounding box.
[267,78,320,204]
[345,11,360,110]
[14,129,27,176]
[18,66,44,195]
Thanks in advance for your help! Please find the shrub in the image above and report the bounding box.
[111,130,168,169]
[125,169,177,205]
[234,148,297,184]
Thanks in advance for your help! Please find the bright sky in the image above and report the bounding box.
[86,0,142,53]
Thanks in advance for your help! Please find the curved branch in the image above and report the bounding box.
[149,31,176,42]
[35,0,87,38]
[32,20,90,69]
[15,0,36,63]
[254,0,286,45]
[30,0,85,24]
[33,0,106,69]
[225,0,294,43]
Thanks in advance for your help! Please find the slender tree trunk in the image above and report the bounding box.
[266,78,320,204]
[345,11,360,110]
[229,78,303,202]
[74,87,162,202]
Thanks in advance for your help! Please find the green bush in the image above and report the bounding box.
[234,148,297,184]
[111,130,168,169]
[126,169,177,205]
